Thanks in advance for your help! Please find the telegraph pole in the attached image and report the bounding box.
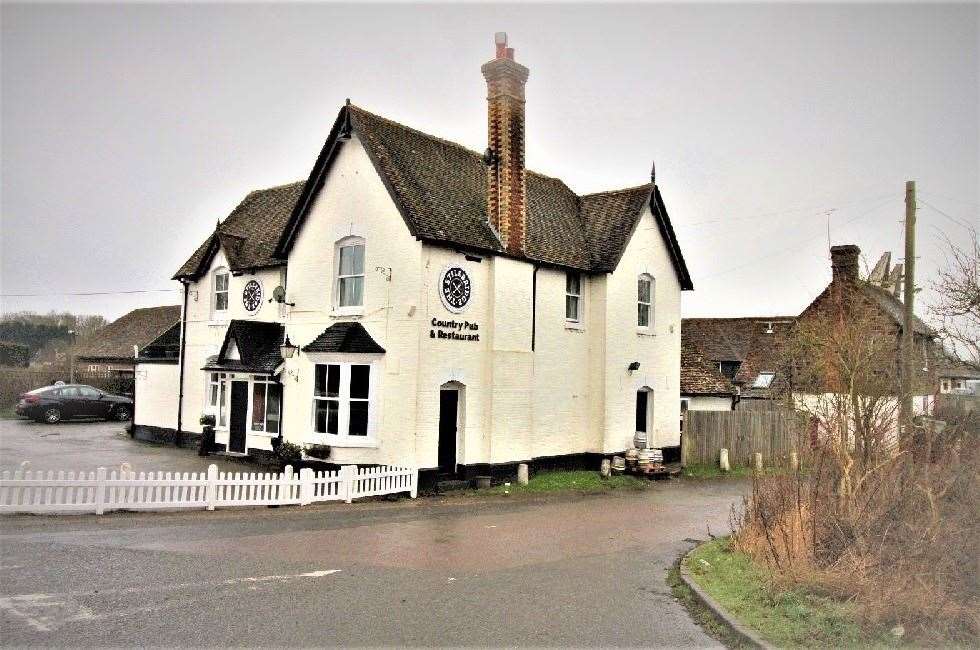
[900,180,916,450]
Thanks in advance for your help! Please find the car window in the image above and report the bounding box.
[78,387,101,399]
[59,387,81,398]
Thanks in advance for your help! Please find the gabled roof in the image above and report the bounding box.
[173,104,692,286]
[203,320,284,374]
[680,335,734,396]
[302,322,385,354]
[137,322,181,361]
[173,181,305,280]
[74,306,181,362]
[682,317,794,367]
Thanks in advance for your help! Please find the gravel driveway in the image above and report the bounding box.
[0,418,247,475]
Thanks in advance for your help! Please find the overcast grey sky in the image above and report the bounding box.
[2,2,977,322]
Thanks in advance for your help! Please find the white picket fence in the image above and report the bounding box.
[0,464,417,515]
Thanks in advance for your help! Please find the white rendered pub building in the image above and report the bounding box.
[134,34,694,480]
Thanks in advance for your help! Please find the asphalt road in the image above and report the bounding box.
[0,479,746,648]
[0,418,246,475]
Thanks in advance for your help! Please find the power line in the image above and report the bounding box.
[676,192,893,229]
[1,289,178,298]
[917,199,977,232]
[693,195,898,282]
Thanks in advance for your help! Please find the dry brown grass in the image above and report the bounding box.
[732,410,980,645]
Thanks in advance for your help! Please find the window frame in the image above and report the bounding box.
[249,377,282,435]
[334,237,366,314]
[212,267,230,318]
[637,274,654,331]
[752,372,776,389]
[565,272,584,327]
[310,357,379,446]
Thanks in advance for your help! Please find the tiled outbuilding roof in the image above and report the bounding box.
[175,104,692,288]
[136,322,181,362]
[74,306,181,362]
[302,322,385,354]
[680,335,734,396]
[203,320,285,374]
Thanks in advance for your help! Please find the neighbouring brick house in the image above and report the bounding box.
[73,306,181,376]
[135,34,695,479]
[682,245,940,419]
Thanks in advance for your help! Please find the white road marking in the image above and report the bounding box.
[0,570,342,633]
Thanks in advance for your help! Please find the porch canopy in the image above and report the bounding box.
[203,320,285,374]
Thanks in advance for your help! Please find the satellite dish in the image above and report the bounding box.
[270,286,295,307]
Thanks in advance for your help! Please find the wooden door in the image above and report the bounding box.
[229,381,248,453]
[438,389,458,474]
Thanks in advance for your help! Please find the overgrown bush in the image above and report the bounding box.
[732,411,979,644]
[274,441,303,466]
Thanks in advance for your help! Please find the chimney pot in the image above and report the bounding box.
[830,244,861,283]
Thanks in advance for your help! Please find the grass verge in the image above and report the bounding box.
[682,464,793,480]
[685,537,896,648]
[462,470,650,496]
[667,556,749,648]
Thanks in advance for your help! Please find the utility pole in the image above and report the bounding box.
[900,180,916,451]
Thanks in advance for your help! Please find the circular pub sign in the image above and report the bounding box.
[439,266,472,313]
[242,279,263,313]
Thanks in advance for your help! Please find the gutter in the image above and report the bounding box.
[531,264,540,351]
[175,281,190,447]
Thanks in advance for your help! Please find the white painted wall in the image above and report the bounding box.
[134,362,179,430]
[154,135,685,467]
[684,395,733,411]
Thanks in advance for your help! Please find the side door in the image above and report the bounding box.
[56,387,83,418]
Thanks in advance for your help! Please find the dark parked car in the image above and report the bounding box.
[15,384,133,424]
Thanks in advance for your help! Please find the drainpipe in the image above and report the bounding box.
[175,281,190,447]
[531,265,539,351]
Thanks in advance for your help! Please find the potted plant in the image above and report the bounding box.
[198,414,216,456]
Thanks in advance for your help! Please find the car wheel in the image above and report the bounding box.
[113,406,131,422]
[43,407,62,424]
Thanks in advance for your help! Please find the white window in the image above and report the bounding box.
[565,272,581,322]
[335,238,365,309]
[212,268,229,316]
[207,372,224,412]
[250,379,282,434]
[217,376,228,428]
[940,379,950,392]
[313,362,372,439]
[638,274,654,328]
[752,372,775,389]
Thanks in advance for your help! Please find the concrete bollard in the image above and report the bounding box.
[719,448,730,472]
[517,463,529,486]
[753,452,763,472]
[600,458,611,478]
[790,451,799,471]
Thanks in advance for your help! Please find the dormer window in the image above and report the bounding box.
[335,238,365,310]
[212,267,229,317]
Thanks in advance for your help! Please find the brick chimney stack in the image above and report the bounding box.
[482,32,529,253]
[830,244,861,283]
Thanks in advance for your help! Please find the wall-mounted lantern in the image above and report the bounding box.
[628,361,641,374]
[280,336,298,359]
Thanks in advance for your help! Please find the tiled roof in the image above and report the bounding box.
[74,306,181,362]
[174,104,692,286]
[173,182,305,280]
[859,284,935,336]
[302,322,385,354]
[680,334,734,395]
[203,320,284,374]
[137,322,181,361]
[682,317,794,366]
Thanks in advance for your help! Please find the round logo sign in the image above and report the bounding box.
[242,279,263,313]
[439,266,472,313]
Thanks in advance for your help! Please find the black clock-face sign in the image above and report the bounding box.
[440,267,471,313]
[242,280,263,313]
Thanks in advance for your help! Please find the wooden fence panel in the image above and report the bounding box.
[682,410,803,468]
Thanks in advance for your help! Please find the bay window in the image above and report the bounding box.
[313,362,372,439]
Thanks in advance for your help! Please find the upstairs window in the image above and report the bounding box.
[336,239,365,309]
[718,361,741,381]
[637,274,654,328]
[213,268,229,315]
[565,272,581,322]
